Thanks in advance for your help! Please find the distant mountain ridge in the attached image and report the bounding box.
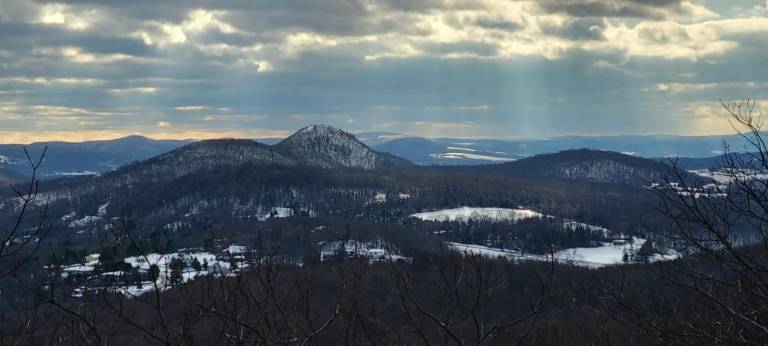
[0,129,752,178]
[0,136,191,178]
[0,167,23,186]
[499,149,670,185]
[360,131,759,166]
[111,125,412,183]
[446,149,689,186]
[0,129,685,258]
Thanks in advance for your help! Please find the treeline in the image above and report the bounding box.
[3,248,766,345]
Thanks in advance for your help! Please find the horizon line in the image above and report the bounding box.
[0,127,750,146]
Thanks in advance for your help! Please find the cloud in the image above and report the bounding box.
[529,0,718,20]
[656,81,768,93]
[110,87,157,94]
[0,128,294,144]
[175,105,209,111]
[0,0,766,141]
[0,76,104,86]
[37,3,101,30]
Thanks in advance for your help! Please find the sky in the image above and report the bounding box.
[1,0,768,143]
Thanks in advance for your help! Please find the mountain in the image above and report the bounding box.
[0,167,23,186]
[0,128,674,289]
[355,132,411,146]
[105,125,411,185]
[0,136,191,178]
[368,136,523,165]
[274,125,412,170]
[2,138,663,242]
[0,130,752,176]
[664,152,762,170]
[480,149,679,186]
[362,131,758,165]
[372,137,448,165]
[113,139,294,182]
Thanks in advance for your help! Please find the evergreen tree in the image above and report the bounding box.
[191,258,202,272]
[148,264,160,283]
[169,258,185,287]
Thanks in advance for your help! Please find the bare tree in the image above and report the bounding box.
[389,246,555,345]
[603,99,768,344]
[0,147,49,279]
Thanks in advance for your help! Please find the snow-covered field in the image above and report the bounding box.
[555,239,646,267]
[318,238,411,263]
[122,251,232,295]
[445,238,680,269]
[258,207,293,220]
[689,168,768,184]
[51,171,99,177]
[411,207,610,235]
[369,192,413,204]
[411,207,545,223]
[61,247,248,298]
[430,152,515,162]
[647,182,728,199]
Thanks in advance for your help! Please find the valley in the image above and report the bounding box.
[0,124,764,344]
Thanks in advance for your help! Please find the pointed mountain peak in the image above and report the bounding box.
[276,125,411,170]
[291,125,356,139]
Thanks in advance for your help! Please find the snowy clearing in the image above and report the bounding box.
[445,238,677,269]
[446,147,478,152]
[689,169,768,184]
[411,207,545,223]
[60,248,252,298]
[411,207,610,236]
[430,152,515,162]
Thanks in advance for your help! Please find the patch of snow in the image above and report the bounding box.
[648,180,729,198]
[226,245,249,255]
[269,207,293,218]
[59,250,259,298]
[374,193,387,203]
[555,238,646,267]
[163,221,191,232]
[318,238,411,263]
[430,152,516,162]
[97,201,110,217]
[689,168,768,184]
[101,271,125,276]
[249,207,294,221]
[363,134,410,142]
[69,215,102,228]
[562,220,611,236]
[61,211,76,222]
[63,264,96,273]
[446,147,477,152]
[411,207,545,223]
[649,249,682,262]
[446,237,663,269]
[51,171,98,177]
